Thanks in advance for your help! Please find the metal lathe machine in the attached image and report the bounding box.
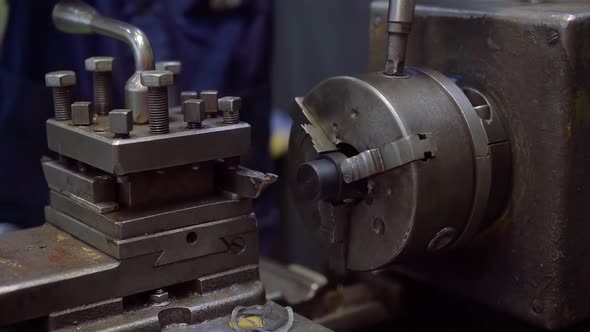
[2,0,590,331]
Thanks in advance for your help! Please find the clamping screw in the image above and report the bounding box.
[156,61,182,108]
[218,96,242,124]
[109,109,133,138]
[180,91,198,108]
[200,90,218,118]
[140,70,174,134]
[85,57,114,115]
[183,99,206,129]
[45,70,76,121]
[71,101,94,126]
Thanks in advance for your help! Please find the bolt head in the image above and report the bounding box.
[45,71,76,87]
[71,101,94,126]
[140,70,174,87]
[200,90,218,113]
[109,109,133,136]
[218,96,242,112]
[155,61,182,75]
[85,56,115,72]
[183,99,206,124]
[149,289,169,305]
[180,91,198,105]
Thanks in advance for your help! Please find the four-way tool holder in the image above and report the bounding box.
[0,1,277,329]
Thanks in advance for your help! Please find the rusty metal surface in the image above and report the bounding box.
[0,224,259,325]
[46,207,257,263]
[47,267,263,332]
[370,0,590,329]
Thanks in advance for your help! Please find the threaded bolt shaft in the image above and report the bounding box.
[218,96,242,124]
[52,87,74,121]
[147,87,170,134]
[94,72,112,115]
[223,110,240,124]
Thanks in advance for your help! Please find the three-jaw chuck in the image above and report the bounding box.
[288,68,511,271]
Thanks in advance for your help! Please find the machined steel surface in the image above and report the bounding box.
[43,160,115,203]
[116,163,214,208]
[46,114,251,175]
[0,224,259,325]
[49,191,253,239]
[169,301,331,332]
[260,258,328,307]
[49,281,266,331]
[369,0,590,329]
[46,207,257,262]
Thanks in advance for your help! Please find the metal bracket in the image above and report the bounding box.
[340,133,436,183]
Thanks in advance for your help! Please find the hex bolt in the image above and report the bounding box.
[180,91,198,108]
[85,57,115,115]
[149,289,169,306]
[71,101,94,126]
[156,61,182,108]
[200,90,218,118]
[140,70,174,134]
[109,109,133,138]
[45,70,76,121]
[183,99,206,129]
[218,96,242,124]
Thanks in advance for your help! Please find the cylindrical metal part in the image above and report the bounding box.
[384,0,415,76]
[147,87,169,134]
[156,61,182,108]
[387,0,415,23]
[93,72,112,115]
[223,111,239,124]
[385,34,409,76]
[46,70,76,121]
[297,159,341,202]
[52,87,74,121]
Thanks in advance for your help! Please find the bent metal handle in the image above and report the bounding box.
[52,0,154,123]
[52,0,154,71]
